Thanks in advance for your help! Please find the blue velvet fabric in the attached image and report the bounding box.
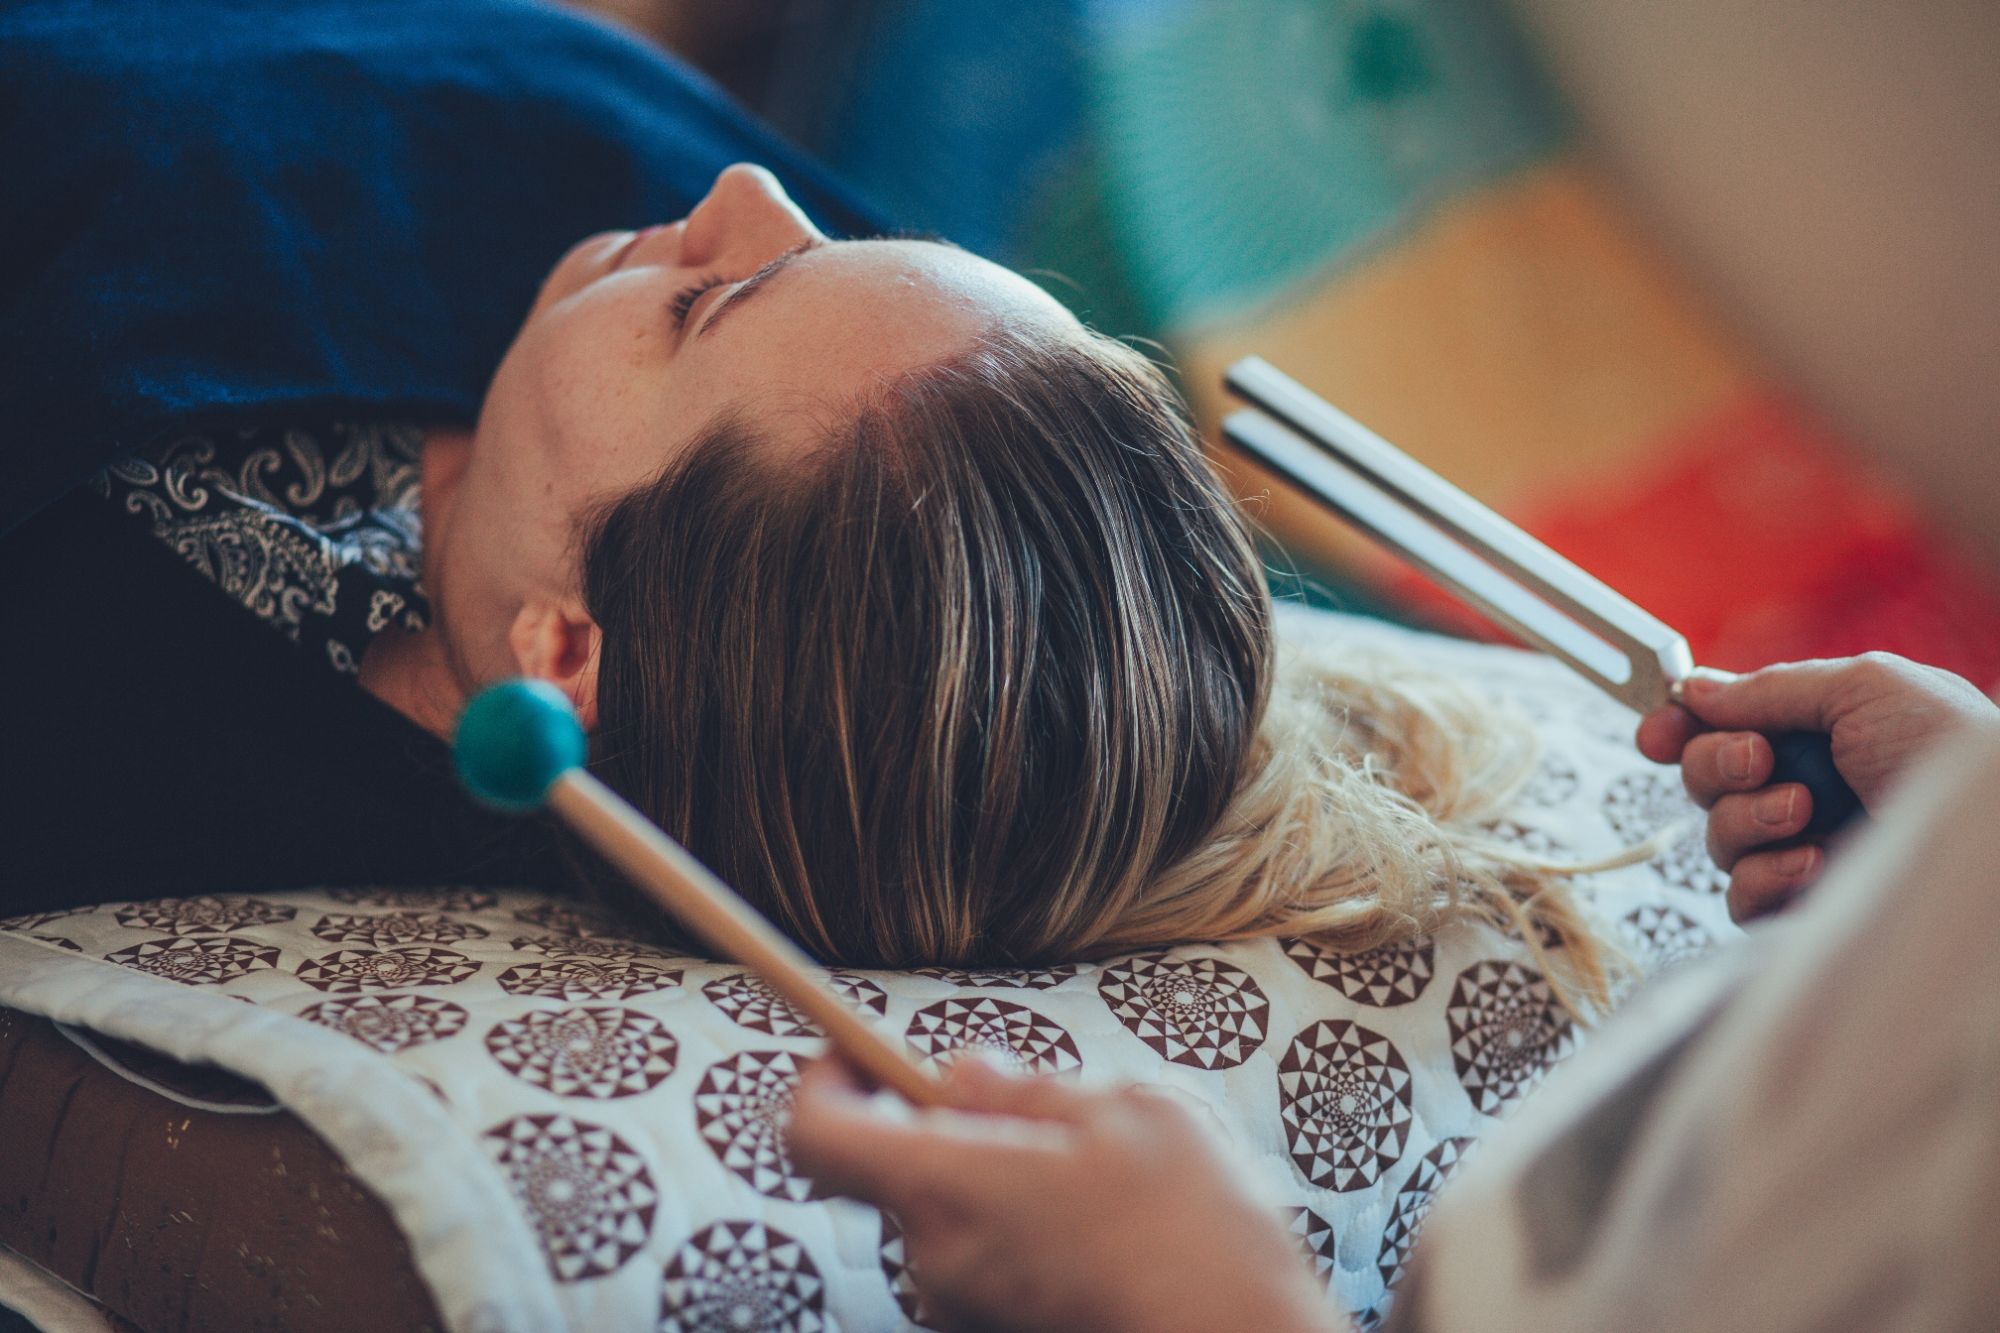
[0,0,883,536]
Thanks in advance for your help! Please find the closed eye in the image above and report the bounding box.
[668,274,726,330]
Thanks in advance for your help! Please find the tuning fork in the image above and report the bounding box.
[1222,356,1858,837]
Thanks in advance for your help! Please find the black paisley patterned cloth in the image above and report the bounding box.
[91,422,430,676]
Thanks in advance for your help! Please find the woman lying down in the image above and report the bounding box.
[67,159,1993,1002]
[74,162,1636,1001]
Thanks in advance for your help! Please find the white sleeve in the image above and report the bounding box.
[1386,727,2000,1333]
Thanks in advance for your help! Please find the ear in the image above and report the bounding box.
[507,599,603,731]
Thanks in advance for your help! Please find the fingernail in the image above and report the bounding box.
[1780,846,1818,879]
[1755,788,1798,827]
[1724,736,1755,783]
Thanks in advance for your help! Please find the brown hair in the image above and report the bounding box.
[576,328,1613,999]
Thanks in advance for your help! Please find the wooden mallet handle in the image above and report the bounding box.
[455,680,943,1106]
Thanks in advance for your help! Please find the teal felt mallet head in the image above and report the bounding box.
[453,679,589,813]
[449,676,943,1105]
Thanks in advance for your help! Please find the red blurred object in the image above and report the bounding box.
[1381,390,2000,686]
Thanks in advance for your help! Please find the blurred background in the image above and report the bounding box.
[567,0,2000,679]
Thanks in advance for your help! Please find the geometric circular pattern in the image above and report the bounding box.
[1284,1204,1339,1293]
[1281,936,1434,1009]
[703,974,820,1038]
[1276,1019,1414,1192]
[1098,953,1269,1069]
[310,912,488,948]
[482,1113,658,1282]
[910,964,1078,990]
[1479,818,1571,859]
[510,900,625,938]
[495,959,682,1003]
[485,1006,679,1099]
[113,897,297,936]
[1445,961,1577,1115]
[693,1050,815,1202]
[510,933,676,963]
[1621,904,1716,972]
[326,886,498,912]
[1600,770,1727,894]
[298,993,469,1053]
[295,946,481,993]
[660,1220,828,1333]
[0,908,81,933]
[878,1213,931,1329]
[826,972,891,1017]
[104,935,281,986]
[1376,1137,1472,1296]
[903,997,1083,1076]
[1522,753,1581,808]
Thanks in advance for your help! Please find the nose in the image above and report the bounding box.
[679,164,824,269]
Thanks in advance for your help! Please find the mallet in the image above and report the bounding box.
[453,678,944,1106]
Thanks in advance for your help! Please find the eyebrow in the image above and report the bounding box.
[692,240,819,340]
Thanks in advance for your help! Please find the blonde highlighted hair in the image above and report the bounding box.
[573,327,1619,1006]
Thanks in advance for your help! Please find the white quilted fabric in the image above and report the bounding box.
[0,611,1738,1332]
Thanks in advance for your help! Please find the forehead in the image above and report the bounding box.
[688,240,1078,409]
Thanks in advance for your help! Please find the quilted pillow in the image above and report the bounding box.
[0,611,1735,1331]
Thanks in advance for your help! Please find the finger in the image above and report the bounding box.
[1705,784,1811,871]
[1728,844,1825,923]
[791,1060,1065,1209]
[1636,704,1705,764]
[942,1057,1095,1123]
[1676,662,1849,734]
[1680,731,1775,808]
[789,1060,942,1209]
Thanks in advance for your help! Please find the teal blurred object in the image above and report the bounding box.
[1086,0,1564,329]
[767,0,1564,337]
[453,680,589,813]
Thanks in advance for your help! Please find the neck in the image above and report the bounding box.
[362,422,478,741]
[359,621,468,740]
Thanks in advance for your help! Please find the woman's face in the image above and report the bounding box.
[426,163,1079,689]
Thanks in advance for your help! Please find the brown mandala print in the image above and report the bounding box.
[310,912,487,948]
[879,1213,934,1328]
[0,908,81,933]
[903,997,1084,1075]
[1276,1020,1414,1192]
[496,958,681,1002]
[296,945,480,993]
[1282,937,1435,1008]
[115,896,296,936]
[511,900,625,937]
[1601,770,1727,893]
[105,935,280,986]
[299,993,469,1053]
[1377,1138,1473,1297]
[485,1006,678,1099]
[693,1050,815,1202]
[703,973,819,1038]
[483,1113,658,1282]
[1622,905,1716,971]
[1522,752,1581,808]
[510,932,676,963]
[660,1220,828,1333]
[910,964,1079,990]
[327,886,497,912]
[1446,961,1577,1114]
[1285,1205,1339,1293]
[1098,953,1269,1069]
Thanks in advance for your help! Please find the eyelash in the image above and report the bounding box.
[668,274,727,329]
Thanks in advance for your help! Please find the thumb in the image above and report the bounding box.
[1677,661,1848,735]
